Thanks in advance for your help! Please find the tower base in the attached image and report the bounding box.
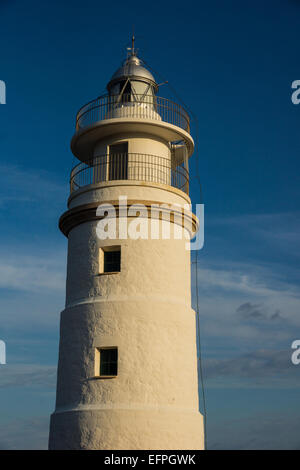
[49,407,204,450]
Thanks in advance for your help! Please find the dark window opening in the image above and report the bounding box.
[104,249,121,273]
[109,143,128,180]
[120,80,132,102]
[100,348,118,376]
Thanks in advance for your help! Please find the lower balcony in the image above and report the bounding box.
[70,153,189,195]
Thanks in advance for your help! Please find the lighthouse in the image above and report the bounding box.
[49,40,204,450]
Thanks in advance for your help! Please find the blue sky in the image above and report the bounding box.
[0,0,300,449]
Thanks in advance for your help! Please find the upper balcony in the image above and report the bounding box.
[71,94,194,161]
[76,94,190,133]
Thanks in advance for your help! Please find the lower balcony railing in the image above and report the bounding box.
[70,153,189,195]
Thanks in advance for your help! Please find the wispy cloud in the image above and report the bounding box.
[208,411,300,450]
[0,364,57,389]
[0,252,65,293]
[195,264,286,297]
[0,164,67,211]
[191,210,300,354]
[207,211,300,256]
[194,260,300,320]
[0,164,66,196]
[0,416,49,450]
[204,349,298,380]
[236,302,283,322]
[192,258,300,354]
[0,196,34,208]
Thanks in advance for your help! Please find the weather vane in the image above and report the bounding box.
[127,30,137,57]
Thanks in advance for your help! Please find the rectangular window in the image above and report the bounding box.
[99,348,118,377]
[99,246,121,274]
[109,142,128,180]
[104,250,121,273]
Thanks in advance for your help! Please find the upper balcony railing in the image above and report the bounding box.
[75,94,190,133]
[70,153,189,195]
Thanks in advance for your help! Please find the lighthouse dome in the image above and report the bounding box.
[105,47,160,121]
[106,53,158,93]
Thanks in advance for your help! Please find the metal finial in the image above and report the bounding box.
[126,31,137,58]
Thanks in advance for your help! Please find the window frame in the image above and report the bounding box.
[99,246,121,275]
[95,347,118,379]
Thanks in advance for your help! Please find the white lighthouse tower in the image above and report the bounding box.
[49,40,204,450]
